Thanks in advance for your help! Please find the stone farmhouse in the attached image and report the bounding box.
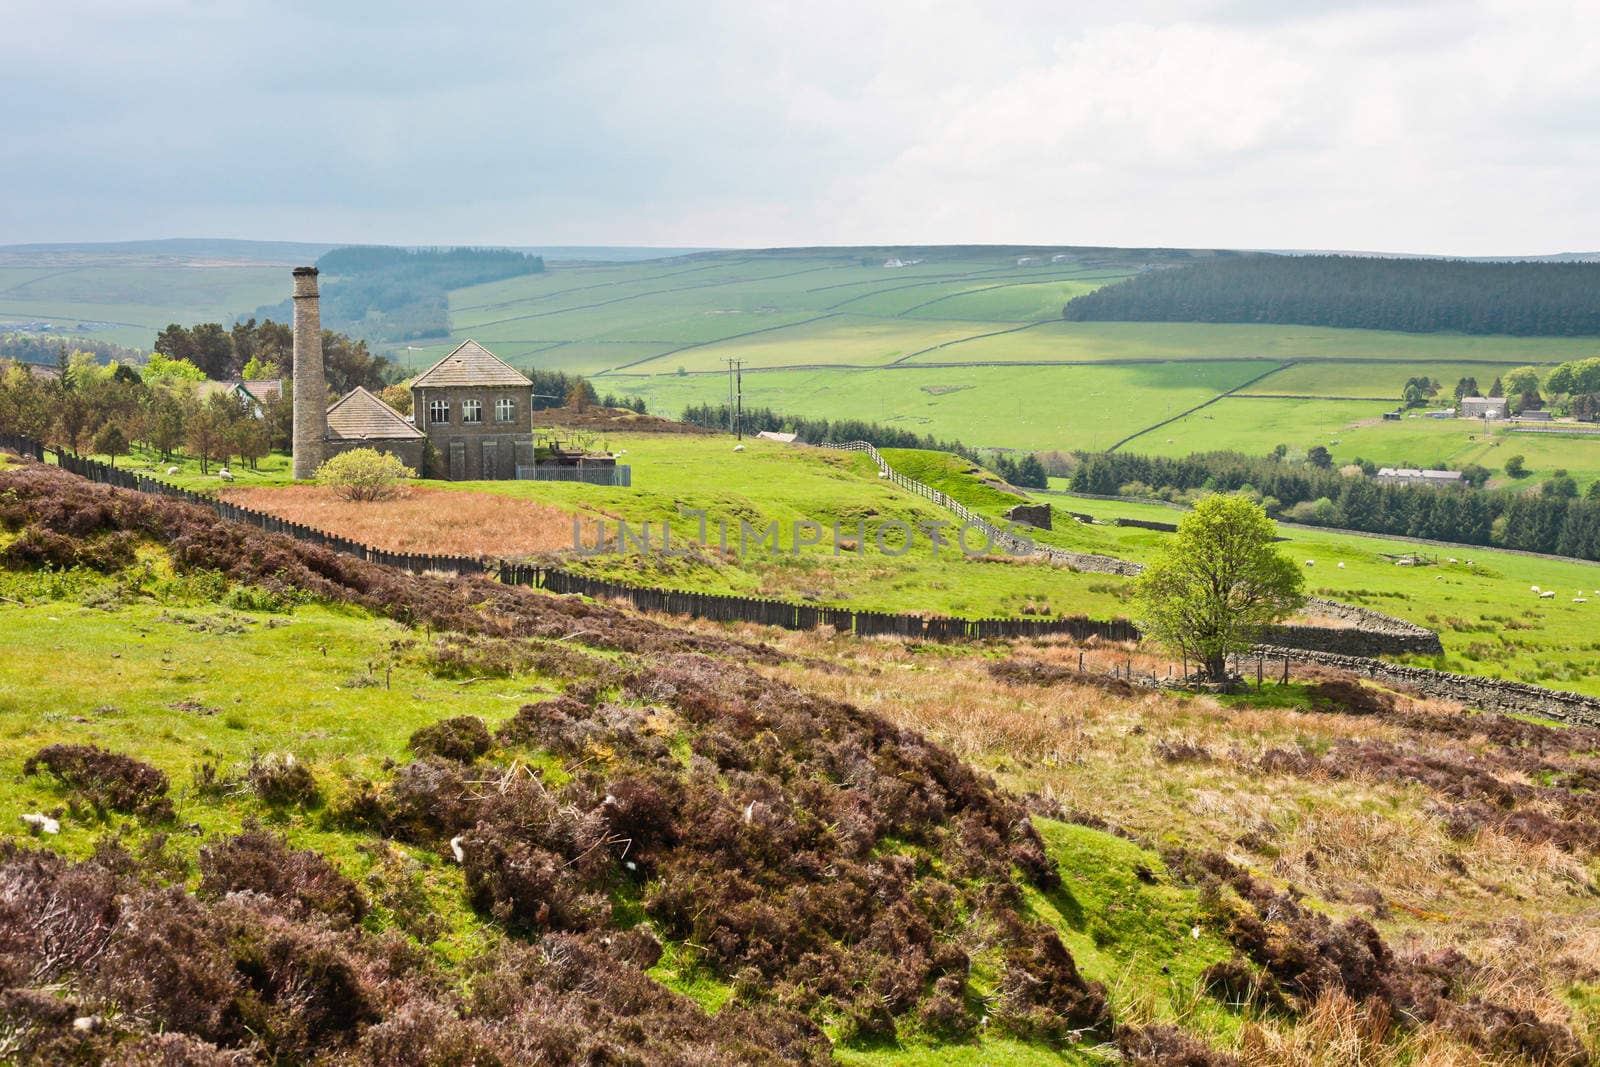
[411,340,535,480]
[1459,396,1508,419]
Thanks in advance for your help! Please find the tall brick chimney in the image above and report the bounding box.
[291,267,327,479]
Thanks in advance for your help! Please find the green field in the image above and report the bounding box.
[610,362,1268,451]
[1032,480,1600,692]
[95,427,1600,694]
[0,259,289,350]
[7,242,1600,478]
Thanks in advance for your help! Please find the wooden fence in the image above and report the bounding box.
[0,433,1140,644]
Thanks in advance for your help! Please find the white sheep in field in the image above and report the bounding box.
[20,812,59,835]
[1448,557,1458,563]
[1304,559,1315,567]
[1532,585,1541,592]
[166,466,179,475]
[1575,598,1588,604]
[1540,590,1556,599]
[218,469,233,482]
[1337,562,1346,569]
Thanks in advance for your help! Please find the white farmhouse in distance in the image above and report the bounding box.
[1460,396,1508,419]
[1375,468,1465,487]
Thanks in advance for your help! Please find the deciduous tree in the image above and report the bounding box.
[1132,495,1305,683]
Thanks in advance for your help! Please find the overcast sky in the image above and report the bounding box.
[4,0,1596,255]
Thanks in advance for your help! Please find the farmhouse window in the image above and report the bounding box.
[429,399,450,425]
[462,400,483,424]
[496,397,516,422]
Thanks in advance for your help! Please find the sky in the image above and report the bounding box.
[3,0,1597,255]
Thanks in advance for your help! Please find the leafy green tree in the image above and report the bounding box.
[92,422,128,467]
[144,352,207,384]
[1306,445,1333,469]
[1504,454,1527,478]
[318,448,410,501]
[1453,376,1479,401]
[322,331,391,395]
[1503,367,1541,398]
[1488,377,1504,398]
[1543,472,1578,499]
[1132,495,1305,683]
[1459,463,1491,489]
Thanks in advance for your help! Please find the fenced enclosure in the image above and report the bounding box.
[0,433,1134,644]
[516,464,632,486]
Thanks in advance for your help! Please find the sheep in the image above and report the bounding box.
[166,466,179,475]
[20,812,59,835]
[1436,575,1445,581]
[1532,585,1541,593]
[1337,562,1346,569]
[732,444,745,452]
[1304,559,1315,567]
[1575,598,1589,604]
[449,835,466,863]
[218,469,233,482]
[1540,590,1556,599]
[1447,557,1458,564]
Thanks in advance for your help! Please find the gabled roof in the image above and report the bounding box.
[411,340,531,388]
[235,378,282,404]
[325,387,425,441]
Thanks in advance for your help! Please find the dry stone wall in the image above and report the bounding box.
[1257,645,1600,727]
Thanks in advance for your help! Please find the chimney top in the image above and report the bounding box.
[292,266,319,277]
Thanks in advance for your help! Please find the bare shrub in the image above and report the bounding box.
[199,828,367,926]
[23,743,173,820]
[246,753,319,808]
[408,716,492,763]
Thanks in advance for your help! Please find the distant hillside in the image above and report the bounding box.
[251,245,546,343]
[0,238,337,265]
[1062,254,1600,336]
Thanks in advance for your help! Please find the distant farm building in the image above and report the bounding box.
[1517,409,1554,422]
[1375,468,1465,487]
[1460,396,1508,419]
[199,378,282,417]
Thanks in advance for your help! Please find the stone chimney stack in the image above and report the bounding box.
[291,267,327,479]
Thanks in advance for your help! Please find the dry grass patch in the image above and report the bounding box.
[221,484,576,556]
[677,623,1600,1060]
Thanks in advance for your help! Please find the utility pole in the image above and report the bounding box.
[725,358,745,440]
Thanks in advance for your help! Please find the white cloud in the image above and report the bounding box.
[1,0,1596,253]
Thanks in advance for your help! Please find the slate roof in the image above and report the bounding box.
[236,379,282,404]
[411,340,531,388]
[325,387,424,441]
[1376,468,1463,482]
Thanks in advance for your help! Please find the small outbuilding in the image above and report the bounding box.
[324,386,426,475]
